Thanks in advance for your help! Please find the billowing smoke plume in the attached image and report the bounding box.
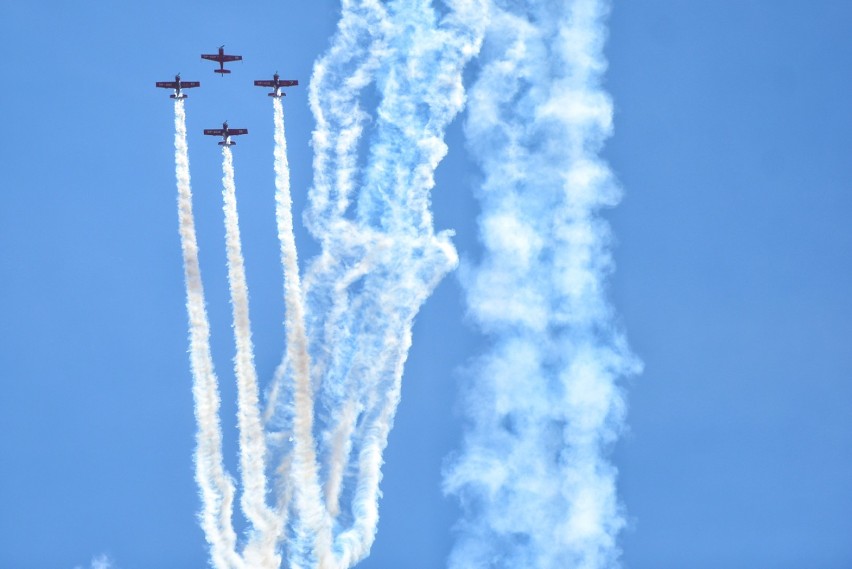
[443,1,639,568]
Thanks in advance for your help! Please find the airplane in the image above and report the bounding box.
[203,121,248,146]
[201,45,243,74]
[154,74,200,99]
[254,72,298,97]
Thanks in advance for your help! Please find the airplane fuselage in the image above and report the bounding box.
[215,48,228,74]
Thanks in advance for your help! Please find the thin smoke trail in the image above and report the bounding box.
[264,97,294,553]
[270,96,335,569]
[220,146,280,569]
[173,100,243,569]
[443,1,639,568]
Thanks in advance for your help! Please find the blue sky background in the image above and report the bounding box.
[1,1,850,568]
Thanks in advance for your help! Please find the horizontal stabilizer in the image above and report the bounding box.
[214,69,231,74]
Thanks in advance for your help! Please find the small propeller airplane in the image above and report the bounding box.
[254,72,298,97]
[154,74,200,99]
[201,45,243,75]
[203,121,248,146]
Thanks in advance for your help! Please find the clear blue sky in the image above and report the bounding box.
[1,1,851,568]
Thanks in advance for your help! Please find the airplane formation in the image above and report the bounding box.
[155,45,299,146]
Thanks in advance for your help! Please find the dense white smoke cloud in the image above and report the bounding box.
[443,1,639,568]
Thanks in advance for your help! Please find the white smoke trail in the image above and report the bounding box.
[220,145,280,569]
[173,100,243,569]
[271,96,335,569]
[264,98,294,552]
[443,2,639,568]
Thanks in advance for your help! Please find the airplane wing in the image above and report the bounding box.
[221,55,242,62]
[201,54,221,62]
[181,81,201,88]
[254,79,298,87]
[226,128,248,136]
[203,129,226,136]
[155,81,179,89]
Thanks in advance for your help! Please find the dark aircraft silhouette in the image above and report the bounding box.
[203,121,248,146]
[201,45,243,74]
[254,72,298,97]
[154,74,200,99]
